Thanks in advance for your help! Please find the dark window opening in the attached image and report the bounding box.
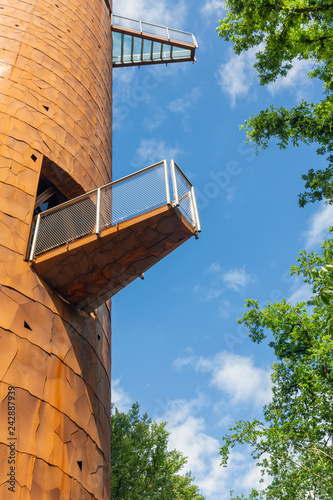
[33,157,85,217]
[34,177,67,216]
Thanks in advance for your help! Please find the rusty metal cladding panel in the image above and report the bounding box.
[0,0,112,498]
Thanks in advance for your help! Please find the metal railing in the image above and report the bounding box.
[28,160,201,261]
[111,14,198,47]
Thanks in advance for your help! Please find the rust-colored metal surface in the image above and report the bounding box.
[32,206,195,312]
[0,0,112,498]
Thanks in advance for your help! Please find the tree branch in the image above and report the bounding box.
[248,439,333,489]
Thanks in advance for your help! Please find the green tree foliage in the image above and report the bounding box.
[218,0,333,206]
[220,235,333,499]
[111,402,205,500]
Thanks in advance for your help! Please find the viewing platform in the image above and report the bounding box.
[111,14,198,67]
[28,161,200,312]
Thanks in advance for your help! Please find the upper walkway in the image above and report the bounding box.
[111,14,198,67]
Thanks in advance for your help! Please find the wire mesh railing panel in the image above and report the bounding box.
[174,166,195,224]
[29,160,199,260]
[106,163,167,226]
[178,193,194,223]
[34,192,97,256]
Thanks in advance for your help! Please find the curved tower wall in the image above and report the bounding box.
[0,0,112,498]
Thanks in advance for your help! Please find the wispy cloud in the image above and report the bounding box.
[197,352,272,407]
[201,0,225,17]
[168,87,202,114]
[193,283,224,302]
[194,265,251,302]
[238,460,271,492]
[223,267,251,292]
[207,263,222,274]
[216,47,258,107]
[143,107,166,131]
[174,351,272,408]
[160,396,229,500]
[218,298,238,319]
[168,87,202,132]
[303,202,333,248]
[287,281,313,306]
[134,139,183,166]
[267,59,314,100]
[113,0,187,29]
[111,379,132,412]
[217,48,313,106]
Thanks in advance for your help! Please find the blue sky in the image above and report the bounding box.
[111,1,333,498]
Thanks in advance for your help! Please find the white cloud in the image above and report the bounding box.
[238,460,270,491]
[173,355,198,371]
[225,186,236,204]
[113,0,187,29]
[197,352,272,407]
[216,47,258,107]
[160,394,269,500]
[303,202,333,248]
[193,282,224,302]
[160,397,229,499]
[217,49,313,106]
[168,87,202,132]
[165,398,218,470]
[111,379,132,412]
[208,262,222,274]
[143,107,166,131]
[113,69,137,128]
[223,267,251,292]
[218,298,237,319]
[134,139,182,166]
[175,352,272,408]
[194,265,251,302]
[288,282,313,306]
[168,87,202,115]
[201,0,225,17]
[268,59,313,100]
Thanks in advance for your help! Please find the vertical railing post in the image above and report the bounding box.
[189,187,196,225]
[96,188,101,235]
[170,160,179,206]
[29,213,41,261]
[190,186,201,232]
[164,160,171,205]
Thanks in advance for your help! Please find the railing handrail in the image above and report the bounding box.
[29,160,200,261]
[111,14,198,47]
[31,161,167,221]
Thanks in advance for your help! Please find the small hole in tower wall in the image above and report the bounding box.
[77,461,83,471]
[97,335,101,341]
[43,105,49,111]
[31,154,37,162]
[24,321,32,331]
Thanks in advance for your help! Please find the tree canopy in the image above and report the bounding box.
[111,402,204,500]
[220,234,333,499]
[218,0,333,206]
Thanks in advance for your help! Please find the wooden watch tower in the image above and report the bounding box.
[0,1,199,498]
